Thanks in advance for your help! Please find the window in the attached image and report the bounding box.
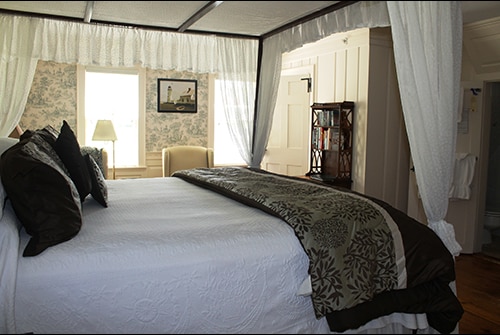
[213,79,247,166]
[77,65,145,168]
[78,67,243,170]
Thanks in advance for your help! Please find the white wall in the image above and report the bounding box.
[281,27,410,212]
[280,17,500,254]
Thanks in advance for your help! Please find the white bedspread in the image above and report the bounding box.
[1,177,436,334]
[13,177,330,334]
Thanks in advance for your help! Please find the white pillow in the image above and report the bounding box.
[0,137,19,218]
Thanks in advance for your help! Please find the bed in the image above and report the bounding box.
[0,126,463,334]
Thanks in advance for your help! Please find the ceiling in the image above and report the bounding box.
[0,1,350,38]
[2,1,500,39]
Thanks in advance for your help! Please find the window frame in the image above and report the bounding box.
[76,64,146,168]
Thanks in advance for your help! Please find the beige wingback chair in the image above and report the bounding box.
[162,145,214,177]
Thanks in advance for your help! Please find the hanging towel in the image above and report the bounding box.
[449,153,476,200]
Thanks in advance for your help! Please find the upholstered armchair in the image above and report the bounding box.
[162,146,214,177]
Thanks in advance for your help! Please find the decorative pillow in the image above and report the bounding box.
[27,128,70,175]
[0,131,82,257]
[21,125,60,147]
[81,146,106,178]
[54,120,92,202]
[36,124,60,146]
[84,154,108,207]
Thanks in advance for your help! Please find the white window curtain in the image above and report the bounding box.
[0,16,40,136]
[0,14,257,166]
[251,1,391,168]
[386,1,463,256]
[254,1,462,254]
[216,38,258,165]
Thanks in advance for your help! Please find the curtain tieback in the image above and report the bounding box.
[428,219,462,257]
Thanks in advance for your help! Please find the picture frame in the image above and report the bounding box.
[157,78,197,113]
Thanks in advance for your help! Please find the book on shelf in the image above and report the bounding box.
[317,109,340,127]
[312,128,340,151]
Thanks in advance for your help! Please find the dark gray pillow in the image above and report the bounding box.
[84,154,108,207]
[81,146,106,178]
[0,130,82,257]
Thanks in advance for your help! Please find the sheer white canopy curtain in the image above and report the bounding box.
[386,1,463,256]
[256,1,463,255]
[0,13,258,165]
[252,1,391,168]
[0,1,462,254]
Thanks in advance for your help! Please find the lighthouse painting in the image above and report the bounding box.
[158,78,197,113]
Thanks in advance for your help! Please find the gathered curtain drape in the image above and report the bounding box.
[251,1,391,168]
[255,1,462,255]
[0,1,463,255]
[386,1,463,256]
[216,38,257,165]
[0,14,258,165]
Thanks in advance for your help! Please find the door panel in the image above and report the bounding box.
[262,74,310,176]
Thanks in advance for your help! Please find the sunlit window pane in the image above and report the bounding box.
[85,70,139,167]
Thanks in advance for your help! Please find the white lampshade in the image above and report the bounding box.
[92,120,117,141]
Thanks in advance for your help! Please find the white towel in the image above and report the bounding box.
[449,153,476,200]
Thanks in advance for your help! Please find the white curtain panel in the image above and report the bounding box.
[0,16,40,136]
[387,1,463,256]
[217,38,258,166]
[0,14,257,148]
[251,0,391,167]
[255,1,462,255]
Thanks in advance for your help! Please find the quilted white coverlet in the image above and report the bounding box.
[0,177,435,334]
[12,177,330,334]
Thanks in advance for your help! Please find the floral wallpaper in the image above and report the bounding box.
[145,69,208,151]
[21,60,209,152]
[22,61,78,131]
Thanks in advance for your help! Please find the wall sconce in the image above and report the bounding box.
[92,120,117,179]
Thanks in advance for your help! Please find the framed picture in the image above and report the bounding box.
[157,78,197,113]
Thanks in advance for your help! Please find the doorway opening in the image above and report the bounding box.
[482,81,500,259]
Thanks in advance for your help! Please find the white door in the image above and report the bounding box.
[261,73,311,176]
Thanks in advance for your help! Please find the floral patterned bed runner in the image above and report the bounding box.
[173,167,404,318]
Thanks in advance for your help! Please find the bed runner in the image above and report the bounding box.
[173,167,463,333]
[173,167,401,316]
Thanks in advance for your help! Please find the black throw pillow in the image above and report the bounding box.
[54,120,92,202]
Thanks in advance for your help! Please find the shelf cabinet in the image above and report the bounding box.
[306,101,354,188]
